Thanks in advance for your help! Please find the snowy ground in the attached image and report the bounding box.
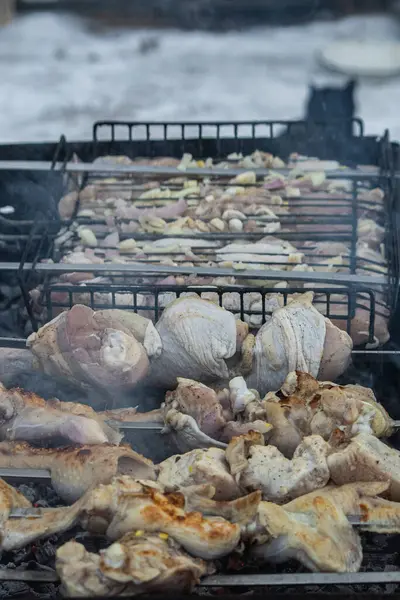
[0,11,400,143]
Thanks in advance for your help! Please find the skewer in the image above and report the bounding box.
[4,507,374,527]
[2,568,400,586]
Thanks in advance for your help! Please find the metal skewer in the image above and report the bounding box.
[2,568,400,586]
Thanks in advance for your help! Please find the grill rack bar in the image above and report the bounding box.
[4,260,387,286]
[0,159,393,180]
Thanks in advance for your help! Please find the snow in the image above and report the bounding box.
[0,11,399,143]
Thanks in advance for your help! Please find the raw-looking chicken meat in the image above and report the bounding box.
[246,292,352,394]
[56,533,211,597]
[27,305,162,392]
[0,441,157,503]
[225,432,330,503]
[0,385,121,446]
[149,297,252,388]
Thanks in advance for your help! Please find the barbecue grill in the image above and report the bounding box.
[0,118,400,597]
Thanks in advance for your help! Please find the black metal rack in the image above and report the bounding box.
[12,118,396,348]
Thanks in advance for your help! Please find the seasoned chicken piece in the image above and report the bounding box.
[246,293,328,395]
[158,447,240,500]
[226,433,330,503]
[328,434,400,500]
[57,534,210,598]
[150,297,250,388]
[284,481,390,514]
[181,485,261,524]
[164,378,226,438]
[267,371,389,450]
[0,478,32,524]
[250,495,362,572]
[0,387,121,446]
[27,305,161,392]
[0,441,157,503]
[2,491,89,551]
[2,477,241,558]
[84,477,241,560]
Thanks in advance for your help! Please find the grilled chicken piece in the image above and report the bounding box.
[27,305,162,392]
[284,481,390,514]
[0,386,121,446]
[0,477,32,523]
[250,495,362,573]
[2,492,90,552]
[328,434,400,500]
[2,477,241,558]
[164,378,227,439]
[158,447,240,500]
[162,378,272,452]
[83,477,241,559]
[263,371,390,456]
[57,533,210,597]
[0,441,157,503]
[181,485,261,523]
[246,292,351,395]
[226,432,330,503]
[150,297,251,388]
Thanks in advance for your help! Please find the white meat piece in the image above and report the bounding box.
[57,534,210,597]
[150,297,241,387]
[328,434,400,500]
[158,447,240,500]
[246,292,326,394]
[251,494,362,572]
[229,434,330,503]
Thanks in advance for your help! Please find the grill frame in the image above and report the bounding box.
[14,118,398,346]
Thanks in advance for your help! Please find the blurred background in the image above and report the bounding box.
[1,0,400,141]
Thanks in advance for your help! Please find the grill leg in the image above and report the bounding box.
[0,0,15,25]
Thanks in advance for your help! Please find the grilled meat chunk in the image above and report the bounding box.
[250,495,362,572]
[158,447,240,500]
[226,432,330,503]
[0,441,157,503]
[57,533,210,597]
[0,386,121,446]
[328,433,400,500]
